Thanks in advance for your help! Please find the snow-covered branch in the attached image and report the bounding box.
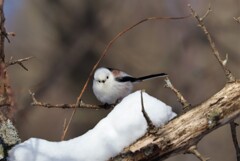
[111,81,240,161]
[8,91,176,161]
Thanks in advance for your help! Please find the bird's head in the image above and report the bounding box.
[93,68,113,85]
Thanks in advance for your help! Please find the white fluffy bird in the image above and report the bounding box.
[93,67,167,104]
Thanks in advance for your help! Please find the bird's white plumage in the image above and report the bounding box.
[8,91,176,161]
[93,67,133,104]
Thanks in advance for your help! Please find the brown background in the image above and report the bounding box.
[5,0,240,161]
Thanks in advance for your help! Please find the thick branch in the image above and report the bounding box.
[111,81,240,161]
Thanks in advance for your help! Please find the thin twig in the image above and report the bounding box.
[164,77,191,112]
[5,56,34,71]
[140,90,155,131]
[29,90,113,110]
[61,15,191,140]
[187,145,210,161]
[200,3,212,21]
[188,4,236,83]
[61,118,67,140]
[230,121,240,161]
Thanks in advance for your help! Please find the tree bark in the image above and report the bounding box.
[111,81,240,161]
[0,0,21,160]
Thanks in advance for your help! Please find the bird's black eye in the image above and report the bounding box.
[106,76,109,79]
[98,80,101,83]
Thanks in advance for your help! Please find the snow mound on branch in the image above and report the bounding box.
[8,90,176,161]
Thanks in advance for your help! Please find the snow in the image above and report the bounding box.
[8,90,177,161]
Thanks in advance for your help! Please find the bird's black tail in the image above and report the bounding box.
[115,73,167,83]
[135,73,168,82]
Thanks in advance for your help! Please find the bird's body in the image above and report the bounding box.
[93,67,167,104]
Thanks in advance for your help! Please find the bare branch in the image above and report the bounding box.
[230,121,240,161]
[187,145,210,161]
[200,3,212,21]
[0,2,21,160]
[140,90,155,132]
[29,90,113,110]
[5,56,34,71]
[188,4,236,83]
[164,77,191,112]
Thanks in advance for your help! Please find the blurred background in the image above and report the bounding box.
[4,0,240,161]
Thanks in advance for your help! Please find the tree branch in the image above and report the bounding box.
[187,145,210,161]
[110,7,240,160]
[111,81,240,161]
[29,90,113,110]
[188,4,236,83]
[0,1,21,160]
[230,121,240,161]
[140,90,156,132]
[5,56,34,71]
[0,0,15,119]
[49,4,240,161]
[164,77,191,112]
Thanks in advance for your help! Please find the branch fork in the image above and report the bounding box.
[188,4,236,83]
[164,77,191,112]
[5,56,34,71]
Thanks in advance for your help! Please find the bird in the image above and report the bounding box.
[92,67,168,105]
